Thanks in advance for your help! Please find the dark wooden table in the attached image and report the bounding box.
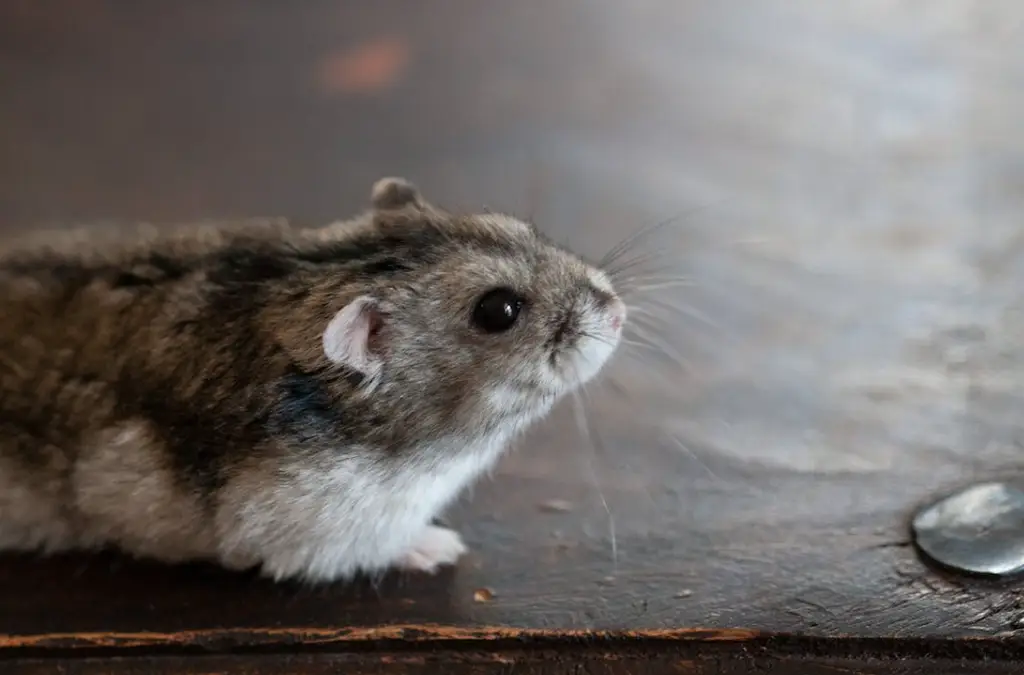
[3,2,1024,672]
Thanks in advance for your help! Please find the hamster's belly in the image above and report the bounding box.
[214,433,511,578]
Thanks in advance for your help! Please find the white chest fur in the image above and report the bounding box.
[216,431,513,582]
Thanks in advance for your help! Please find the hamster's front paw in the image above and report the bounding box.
[396,525,467,574]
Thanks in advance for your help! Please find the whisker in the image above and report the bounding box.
[605,251,683,280]
[606,247,673,269]
[620,335,668,355]
[630,298,727,337]
[617,271,696,285]
[666,433,724,485]
[611,267,691,292]
[624,310,681,339]
[599,219,672,269]
[571,392,618,568]
[619,279,699,297]
[580,330,618,350]
[620,327,693,373]
[614,270,696,284]
[598,212,694,269]
[627,308,693,341]
[632,280,750,314]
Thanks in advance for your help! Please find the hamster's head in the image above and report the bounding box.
[316,178,626,440]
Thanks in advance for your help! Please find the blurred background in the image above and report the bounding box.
[3,1,1024,628]
[4,0,1024,492]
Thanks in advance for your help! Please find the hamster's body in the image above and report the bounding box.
[0,179,625,582]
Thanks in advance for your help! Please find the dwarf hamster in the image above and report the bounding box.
[0,178,626,583]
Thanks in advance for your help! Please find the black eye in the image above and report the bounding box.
[472,288,524,333]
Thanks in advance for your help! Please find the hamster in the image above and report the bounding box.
[0,177,626,583]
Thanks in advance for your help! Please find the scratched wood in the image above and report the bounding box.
[2,0,1024,672]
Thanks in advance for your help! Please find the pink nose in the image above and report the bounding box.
[608,299,626,332]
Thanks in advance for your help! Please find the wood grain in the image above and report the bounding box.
[1,0,1024,671]
[4,649,1024,674]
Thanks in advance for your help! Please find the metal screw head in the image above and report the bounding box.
[912,482,1024,577]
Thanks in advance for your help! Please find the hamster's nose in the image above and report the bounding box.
[608,298,626,332]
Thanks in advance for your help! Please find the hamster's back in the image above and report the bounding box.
[0,218,308,555]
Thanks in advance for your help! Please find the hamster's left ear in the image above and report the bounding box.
[370,176,423,211]
[322,296,385,386]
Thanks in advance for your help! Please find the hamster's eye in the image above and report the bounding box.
[472,288,524,333]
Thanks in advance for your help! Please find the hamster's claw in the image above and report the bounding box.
[396,525,467,574]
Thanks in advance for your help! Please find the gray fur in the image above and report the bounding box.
[0,179,625,582]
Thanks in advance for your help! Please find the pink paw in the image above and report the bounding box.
[396,525,467,573]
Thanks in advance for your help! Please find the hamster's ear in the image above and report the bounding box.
[370,176,423,211]
[322,296,384,382]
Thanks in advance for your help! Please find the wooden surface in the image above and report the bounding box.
[3,1,1024,672]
